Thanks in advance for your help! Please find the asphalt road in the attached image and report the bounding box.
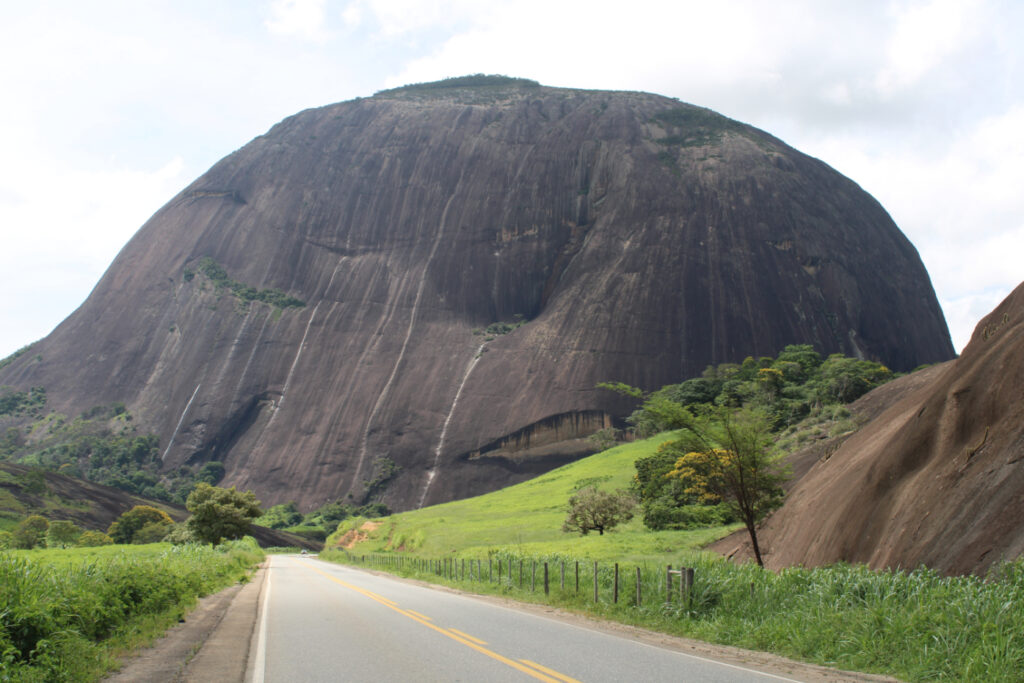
[247,555,805,683]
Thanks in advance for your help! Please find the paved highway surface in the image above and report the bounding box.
[247,555,804,682]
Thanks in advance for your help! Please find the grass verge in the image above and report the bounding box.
[0,538,263,681]
[321,549,1024,682]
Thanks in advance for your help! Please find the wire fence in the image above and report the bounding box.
[333,550,699,609]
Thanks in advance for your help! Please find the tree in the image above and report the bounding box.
[13,515,49,549]
[186,483,262,545]
[77,530,114,547]
[258,501,304,529]
[197,461,225,485]
[561,486,635,536]
[46,520,81,548]
[671,407,789,567]
[814,355,892,404]
[164,522,197,545]
[107,505,174,544]
[587,426,621,452]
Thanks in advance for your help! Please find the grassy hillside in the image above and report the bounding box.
[329,432,739,561]
[0,462,321,550]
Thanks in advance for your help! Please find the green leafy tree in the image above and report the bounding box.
[0,530,12,549]
[197,461,225,485]
[259,501,304,529]
[672,407,789,567]
[561,486,635,536]
[108,505,174,544]
[13,515,49,549]
[814,355,893,404]
[77,530,114,546]
[164,522,197,545]
[133,521,172,544]
[186,483,262,545]
[46,520,81,548]
[587,427,621,452]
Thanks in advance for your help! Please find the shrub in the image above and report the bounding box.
[76,530,114,547]
[107,506,174,544]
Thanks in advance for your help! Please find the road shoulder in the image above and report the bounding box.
[103,561,267,682]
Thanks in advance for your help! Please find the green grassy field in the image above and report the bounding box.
[1,540,263,681]
[329,431,741,562]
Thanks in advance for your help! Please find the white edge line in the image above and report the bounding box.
[250,560,272,683]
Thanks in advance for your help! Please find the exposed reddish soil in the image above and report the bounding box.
[713,283,1024,576]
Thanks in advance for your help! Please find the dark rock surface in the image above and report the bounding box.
[0,80,954,511]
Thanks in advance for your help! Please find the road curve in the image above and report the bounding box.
[245,555,805,683]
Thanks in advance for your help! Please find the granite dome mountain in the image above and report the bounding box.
[0,76,954,511]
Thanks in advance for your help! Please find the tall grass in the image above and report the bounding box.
[322,548,1024,682]
[0,539,263,681]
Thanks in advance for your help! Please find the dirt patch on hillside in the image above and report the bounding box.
[333,520,381,549]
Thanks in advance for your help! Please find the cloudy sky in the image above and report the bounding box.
[1,0,1021,359]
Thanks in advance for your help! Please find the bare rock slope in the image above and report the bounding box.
[0,79,954,510]
[714,283,1024,576]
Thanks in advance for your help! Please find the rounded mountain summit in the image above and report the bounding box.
[2,76,954,511]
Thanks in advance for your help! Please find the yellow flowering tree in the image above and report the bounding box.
[676,407,789,567]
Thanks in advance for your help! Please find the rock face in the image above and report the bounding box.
[0,79,954,510]
[713,283,1024,576]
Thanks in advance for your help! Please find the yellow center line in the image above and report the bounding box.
[405,609,432,621]
[297,560,566,683]
[521,659,584,683]
[448,628,487,645]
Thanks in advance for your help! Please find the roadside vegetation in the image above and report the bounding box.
[0,539,263,681]
[0,482,265,680]
[324,548,1023,682]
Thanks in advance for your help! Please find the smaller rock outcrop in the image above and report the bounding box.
[714,283,1024,576]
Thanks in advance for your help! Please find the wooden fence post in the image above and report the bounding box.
[519,559,523,588]
[576,561,580,594]
[636,567,641,606]
[560,561,565,591]
[613,563,619,604]
[544,563,549,596]
[489,557,493,583]
[666,565,672,605]
[531,561,536,592]
[593,561,598,603]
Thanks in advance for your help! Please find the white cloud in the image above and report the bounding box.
[1,0,1022,361]
[876,0,977,93]
[0,152,187,357]
[265,0,329,42]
